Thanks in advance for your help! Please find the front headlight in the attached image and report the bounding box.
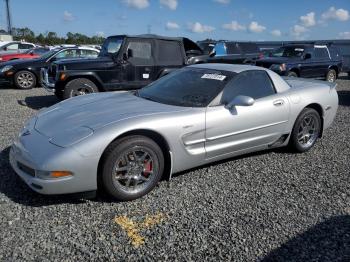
[1,65,13,73]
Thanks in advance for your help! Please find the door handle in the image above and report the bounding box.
[273,100,284,106]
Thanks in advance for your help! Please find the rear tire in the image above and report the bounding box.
[287,71,298,78]
[326,69,337,82]
[14,70,36,89]
[63,78,98,99]
[289,108,321,153]
[101,136,164,201]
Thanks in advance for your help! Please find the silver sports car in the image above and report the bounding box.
[10,64,338,201]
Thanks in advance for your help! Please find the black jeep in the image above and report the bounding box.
[42,34,207,99]
[255,44,342,82]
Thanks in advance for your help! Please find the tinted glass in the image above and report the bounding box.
[55,49,79,59]
[138,68,236,107]
[80,49,99,58]
[19,43,34,49]
[156,40,183,65]
[221,70,275,103]
[127,41,151,59]
[314,48,329,59]
[239,43,259,53]
[198,42,215,54]
[271,46,305,58]
[226,43,241,55]
[26,48,50,55]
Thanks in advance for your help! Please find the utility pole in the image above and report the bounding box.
[5,0,12,35]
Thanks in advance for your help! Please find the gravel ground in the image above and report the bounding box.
[0,77,349,261]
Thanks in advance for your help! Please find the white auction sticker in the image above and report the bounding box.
[143,73,150,79]
[201,74,226,81]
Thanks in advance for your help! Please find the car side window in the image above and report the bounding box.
[55,49,79,59]
[127,41,152,59]
[80,49,99,58]
[19,43,34,49]
[221,70,275,104]
[6,43,19,50]
[314,47,330,59]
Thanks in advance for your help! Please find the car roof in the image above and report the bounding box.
[107,34,191,42]
[52,46,100,52]
[189,63,269,73]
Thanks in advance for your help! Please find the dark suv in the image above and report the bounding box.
[208,41,260,64]
[42,34,207,99]
[255,44,342,82]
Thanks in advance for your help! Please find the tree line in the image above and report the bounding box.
[0,27,105,45]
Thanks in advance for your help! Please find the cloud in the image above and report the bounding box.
[166,21,180,30]
[222,21,246,31]
[213,0,230,4]
[63,11,75,22]
[300,12,316,27]
[291,25,308,39]
[188,22,215,33]
[160,0,177,10]
[339,31,350,39]
[270,29,282,37]
[321,7,349,21]
[248,21,266,33]
[122,0,149,9]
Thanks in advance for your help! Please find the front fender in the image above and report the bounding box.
[58,71,104,90]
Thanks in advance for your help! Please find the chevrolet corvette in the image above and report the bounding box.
[10,64,338,201]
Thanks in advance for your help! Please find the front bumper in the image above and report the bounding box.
[9,128,99,195]
[40,68,56,92]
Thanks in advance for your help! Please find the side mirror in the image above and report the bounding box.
[304,53,311,60]
[3,47,7,51]
[127,49,133,58]
[209,50,216,57]
[225,95,255,109]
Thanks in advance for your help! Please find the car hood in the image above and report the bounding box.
[34,91,188,138]
[54,56,114,70]
[0,57,43,67]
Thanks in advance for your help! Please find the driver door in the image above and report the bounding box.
[205,70,290,159]
[122,39,155,89]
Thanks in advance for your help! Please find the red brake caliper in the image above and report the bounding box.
[143,161,153,176]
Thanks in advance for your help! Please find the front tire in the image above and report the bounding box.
[101,136,164,201]
[289,108,321,152]
[326,69,337,82]
[63,78,98,99]
[287,71,298,78]
[14,70,36,89]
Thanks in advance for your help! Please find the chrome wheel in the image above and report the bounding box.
[71,87,90,96]
[17,72,34,88]
[112,147,155,192]
[297,114,319,148]
[327,71,336,82]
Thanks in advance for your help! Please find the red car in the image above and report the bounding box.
[0,48,50,63]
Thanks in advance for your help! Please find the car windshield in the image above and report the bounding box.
[138,68,236,107]
[99,36,124,57]
[40,49,60,59]
[270,46,305,58]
